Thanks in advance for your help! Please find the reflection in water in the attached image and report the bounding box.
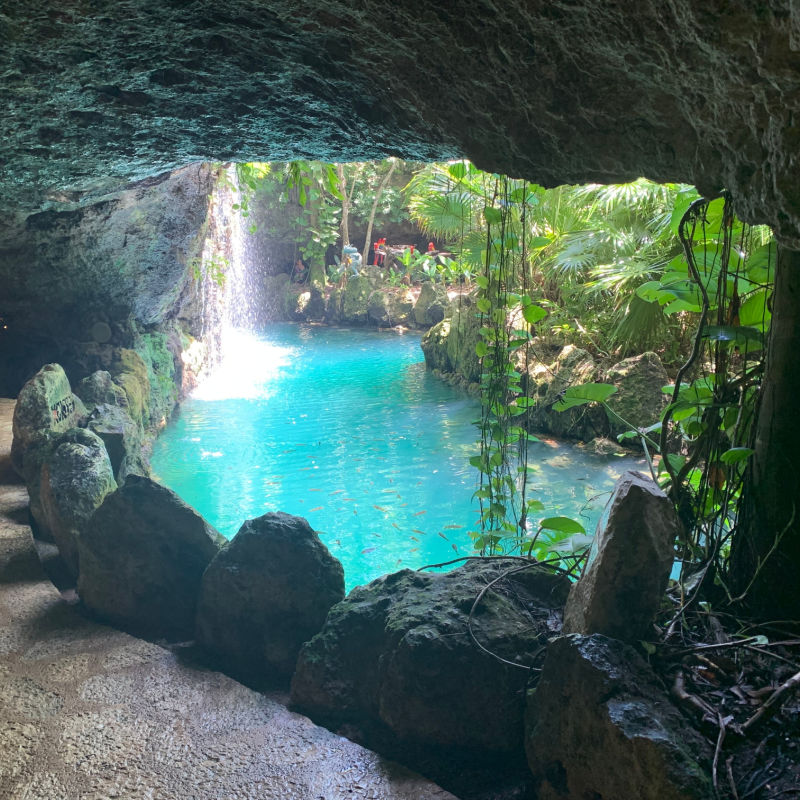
[152,324,645,591]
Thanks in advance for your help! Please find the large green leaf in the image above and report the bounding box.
[738,289,772,330]
[539,517,587,535]
[553,383,617,411]
[484,206,503,225]
[522,303,547,324]
[720,447,755,465]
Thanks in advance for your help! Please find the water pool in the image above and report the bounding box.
[151,324,645,591]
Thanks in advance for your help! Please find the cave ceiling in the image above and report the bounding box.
[2,1,800,242]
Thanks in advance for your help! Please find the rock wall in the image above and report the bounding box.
[0,164,226,396]
[2,2,800,249]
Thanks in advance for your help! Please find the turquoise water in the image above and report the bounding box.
[151,324,645,591]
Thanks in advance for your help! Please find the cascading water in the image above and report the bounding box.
[224,166,262,332]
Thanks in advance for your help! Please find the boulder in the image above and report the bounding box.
[38,428,117,577]
[196,512,345,681]
[87,403,145,480]
[367,289,414,327]
[526,634,712,800]
[413,282,449,327]
[586,436,626,456]
[524,345,607,440]
[563,471,678,642]
[74,370,129,409]
[291,560,570,760]
[604,351,669,437]
[340,276,372,324]
[421,296,481,384]
[77,475,225,640]
[11,363,86,474]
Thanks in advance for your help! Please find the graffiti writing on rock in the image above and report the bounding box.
[50,395,75,425]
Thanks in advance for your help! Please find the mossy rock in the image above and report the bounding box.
[421,297,481,384]
[112,349,150,427]
[341,276,372,324]
[603,351,669,436]
[135,332,177,427]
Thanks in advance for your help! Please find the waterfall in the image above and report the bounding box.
[224,166,261,331]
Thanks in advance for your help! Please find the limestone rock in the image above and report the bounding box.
[38,429,117,577]
[291,560,570,760]
[563,471,678,642]
[604,351,669,437]
[11,364,86,475]
[111,349,151,428]
[196,512,345,681]
[367,289,414,327]
[421,297,481,384]
[75,370,129,409]
[87,403,145,480]
[586,436,626,456]
[526,634,712,800]
[524,345,607,441]
[77,475,224,640]
[340,276,373,324]
[413,282,449,327]
[3,1,800,253]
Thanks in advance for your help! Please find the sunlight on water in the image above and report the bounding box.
[152,324,646,592]
[193,329,296,402]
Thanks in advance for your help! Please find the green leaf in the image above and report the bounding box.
[522,304,547,324]
[669,187,700,236]
[539,517,586,535]
[476,297,491,313]
[475,275,489,289]
[529,236,551,249]
[720,447,755,465]
[553,383,617,411]
[738,289,771,329]
[475,340,489,357]
[484,206,503,225]
[448,161,467,181]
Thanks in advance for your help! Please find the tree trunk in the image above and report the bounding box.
[362,159,396,265]
[729,244,800,620]
[337,163,350,248]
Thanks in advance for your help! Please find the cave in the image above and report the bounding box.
[2,2,800,799]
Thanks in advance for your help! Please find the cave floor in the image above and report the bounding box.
[0,398,457,800]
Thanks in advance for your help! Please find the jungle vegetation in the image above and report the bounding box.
[233,157,798,627]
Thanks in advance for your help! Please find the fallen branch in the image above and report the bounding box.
[671,670,717,722]
[742,669,800,732]
[712,711,727,796]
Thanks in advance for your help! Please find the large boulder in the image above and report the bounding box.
[604,351,669,437]
[291,560,570,760]
[74,370,129,409]
[524,344,607,440]
[563,471,679,642]
[196,512,345,681]
[340,276,373,324]
[413,282,449,327]
[38,428,117,577]
[11,363,86,474]
[77,475,224,640]
[86,403,146,481]
[367,289,414,327]
[421,296,482,384]
[526,634,712,800]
